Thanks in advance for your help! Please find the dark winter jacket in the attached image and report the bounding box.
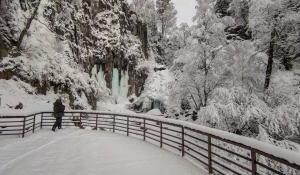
[53,99,65,118]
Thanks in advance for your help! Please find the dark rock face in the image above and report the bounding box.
[225,25,252,40]
[215,0,252,41]
[0,69,14,80]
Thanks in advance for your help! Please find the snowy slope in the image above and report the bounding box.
[0,79,60,113]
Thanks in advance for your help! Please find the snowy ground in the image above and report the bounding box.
[0,129,205,175]
[0,79,135,115]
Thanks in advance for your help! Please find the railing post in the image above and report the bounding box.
[113,115,115,132]
[208,135,212,174]
[32,115,36,133]
[251,149,257,175]
[182,126,185,157]
[22,116,26,138]
[40,113,43,129]
[143,118,146,141]
[95,114,98,130]
[160,122,163,148]
[80,113,82,127]
[127,116,129,136]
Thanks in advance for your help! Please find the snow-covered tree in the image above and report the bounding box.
[156,0,177,36]
[179,23,190,47]
[130,0,157,36]
[248,0,300,89]
[169,0,230,111]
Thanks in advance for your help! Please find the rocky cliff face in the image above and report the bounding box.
[215,0,252,40]
[0,0,149,109]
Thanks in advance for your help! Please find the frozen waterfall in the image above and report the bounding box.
[112,68,119,99]
[92,65,129,103]
[92,65,106,88]
[119,69,129,98]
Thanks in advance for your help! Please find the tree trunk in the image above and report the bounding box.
[161,17,164,36]
[264,29,276,90]
[203,51,208,107]
[16,0,41,50]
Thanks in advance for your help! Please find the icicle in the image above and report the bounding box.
[153,100,160,109]
[97,66,107,88]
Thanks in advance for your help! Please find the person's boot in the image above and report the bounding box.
[52,125,56,132]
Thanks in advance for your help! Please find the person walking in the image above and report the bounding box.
[52,98,65,131]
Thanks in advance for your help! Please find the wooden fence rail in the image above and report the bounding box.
[1,111,300,175]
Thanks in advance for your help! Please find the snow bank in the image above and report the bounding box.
[146,109,163,116]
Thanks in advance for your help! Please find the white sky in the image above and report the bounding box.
[127,0,197,26]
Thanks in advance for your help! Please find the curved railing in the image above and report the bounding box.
[1,111,300,175]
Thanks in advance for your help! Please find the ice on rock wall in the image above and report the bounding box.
[153,100,161,109]
[153,100,165,113]
[119,69,129,98]
[98,66,107,89]
[92,65,129,103]
[112,68,119,100]
[92,65,107,89]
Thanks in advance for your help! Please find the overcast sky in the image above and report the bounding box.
[127,0,197,26]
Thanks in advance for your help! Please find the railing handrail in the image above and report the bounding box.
[1,110,300,174]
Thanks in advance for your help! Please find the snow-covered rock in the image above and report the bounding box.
[130,67,173,113]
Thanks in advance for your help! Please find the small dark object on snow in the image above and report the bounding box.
[12,51,21,58]
[15,102,23,109]
[135,122,141,125]
[154,66,166,72]
[6,104,13,108]
[128,97,135,103]
[140,127,148,131]
[100,127,106,131]
[185,113,191,117]
[192,111,198,121]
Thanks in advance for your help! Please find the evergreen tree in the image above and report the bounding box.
[156,0,177,36]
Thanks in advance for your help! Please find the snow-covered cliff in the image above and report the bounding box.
[0,0,149,110]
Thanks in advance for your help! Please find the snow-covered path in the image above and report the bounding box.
[0,129,205,175]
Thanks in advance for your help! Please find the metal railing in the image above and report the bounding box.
[1,111,300,175]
